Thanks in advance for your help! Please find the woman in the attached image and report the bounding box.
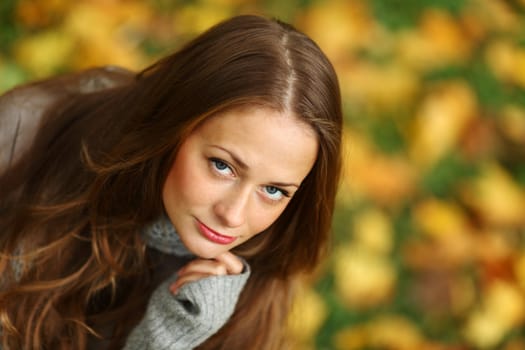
[0,14,342,349]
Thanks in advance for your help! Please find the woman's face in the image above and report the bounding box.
[162,106,318,259]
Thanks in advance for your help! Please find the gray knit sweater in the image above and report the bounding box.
[123,216,250,349]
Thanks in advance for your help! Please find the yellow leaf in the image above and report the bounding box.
[413,198,474,240]
[62,2,147,70]
[500,105,525,145]
[474,229,516,264]
[14,30,75,77]
[172,4,233,36]
[337,61,420,111]
[334,315,424,350]
[410,80,478,167]
[515,253,525,292]
[16,0,71,28]
[411,198,475,266]
[352,208,393,254]
[334,324,368,350]
[463,308,508,349]
[342,128,417,207]
[464,280,525,348]
[485,281,525,327]
[486,40,525,88]
[461,163,525,227]
[334,244,396,308]
[366,315,424,349]
[397,9,472,70]
[287,283,327,346]
[464,0,522,32]
[64,2,114,41]
[296,0,376,62]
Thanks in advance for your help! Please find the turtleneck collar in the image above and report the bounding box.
[141,214,194,257]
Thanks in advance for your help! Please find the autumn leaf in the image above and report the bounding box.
[460,163,525,228]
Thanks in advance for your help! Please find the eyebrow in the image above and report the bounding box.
[269,181,300,189]
[211,145,300,188]
[212,145,249,170]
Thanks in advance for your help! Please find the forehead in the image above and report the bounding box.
[190,106,318,181]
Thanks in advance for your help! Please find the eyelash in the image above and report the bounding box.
[210,158,234,176]
[263,186,290,202]
[208,158,290,202]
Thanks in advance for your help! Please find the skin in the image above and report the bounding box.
[162,106,318,293]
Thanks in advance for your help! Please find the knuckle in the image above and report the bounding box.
[214,263,227,275]
[233,264,243,274]
[229,259,243,274]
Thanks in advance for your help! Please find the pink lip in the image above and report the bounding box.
[196,220,236,245]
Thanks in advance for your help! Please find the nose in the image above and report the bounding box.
[213,186,250,228]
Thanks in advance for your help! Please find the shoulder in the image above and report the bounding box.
[0,66,135,172]
[56,65,135,94]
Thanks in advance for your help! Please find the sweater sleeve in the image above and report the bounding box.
[123,268,250,350]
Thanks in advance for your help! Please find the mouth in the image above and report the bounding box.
[196,220,237,245]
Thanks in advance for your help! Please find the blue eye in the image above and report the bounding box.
[210,158,233,176]
[262,186,286,201]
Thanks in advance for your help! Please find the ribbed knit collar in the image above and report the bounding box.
[141,214,194,257]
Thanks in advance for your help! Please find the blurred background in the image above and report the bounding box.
[1,0,524,349]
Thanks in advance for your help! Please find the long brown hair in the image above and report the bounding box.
[0,15,342,349]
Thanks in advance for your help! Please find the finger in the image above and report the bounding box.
[214,252,244,275]
[178,259,228,277]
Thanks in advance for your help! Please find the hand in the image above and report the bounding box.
[169,252,244,294]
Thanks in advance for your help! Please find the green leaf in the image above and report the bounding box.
[370,0,466,30]
[369,117,406,154]
[420,152,478,197]
[0,62,28,93]
[0,0,21,53]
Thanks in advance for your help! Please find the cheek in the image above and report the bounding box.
[162,164,180,211]
[165,161,206,205]
[246,206,286,238]
[163,146,199,205]
[166,148,226,211]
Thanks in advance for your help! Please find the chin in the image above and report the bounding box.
[183,238,227,259]
[195,251,222,259]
